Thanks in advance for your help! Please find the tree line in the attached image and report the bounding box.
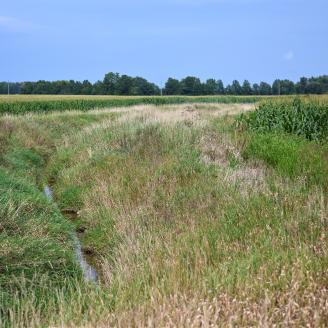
[164,76,328,95]
[1,73,328,96]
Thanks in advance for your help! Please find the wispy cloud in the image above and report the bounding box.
[283,50,294,61]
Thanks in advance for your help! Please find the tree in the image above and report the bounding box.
[81,80,93,94]
[203,79,218,95]
[92,81,105,95]
[242,80,252,95]
[272,79,296,95]
[21,82,34,94]
[279,80,295,95]
[131,77,160,95]
[164,78,181,95]
[252,83,260,95]
[296,77,308,94]
[305,82,323,94]
[316,76,328,93]
[181,76,202,95]
[217,80,225,94]
[228,80,242,95]
[103,72,120,94]
[225,84,232,95]
[116,75,133,95]
[305,76,328,94]
[259,82,271,95]
[5,74,328,96]
[272,80,281,95]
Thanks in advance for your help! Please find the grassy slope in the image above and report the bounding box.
[0,112,118,327]
[1,101,327,326]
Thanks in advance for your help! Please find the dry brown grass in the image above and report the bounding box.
[106,279,328,328]
[46,267,327,328]
[199,130,268,197]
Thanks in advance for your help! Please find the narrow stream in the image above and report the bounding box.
[44,185,98,283]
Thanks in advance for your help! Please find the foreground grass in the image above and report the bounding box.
[1,102,327,326]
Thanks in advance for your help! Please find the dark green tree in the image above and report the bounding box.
[227,80,242,95]
[279,80,295,95]
[80,80,93,94]
[204,79,217,95]
[305,82,322,94]
[296,77,308,94]
[259,82,272,95]
[164,78,181,95]
[116,75,133,95]
[217,80,225,94]
[242,80,252,95]
[103,72,120,94]
[131,77,160,95]
[272,80,281,95]
[252,83,260,95]
[92,81,105,95]
[181,76,202,95]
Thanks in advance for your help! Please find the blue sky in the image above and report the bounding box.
[1,0,327,86]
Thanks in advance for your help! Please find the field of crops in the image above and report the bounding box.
[1,94,327,116]
[0,97,327,327]
[240,97,328,141]
[0,95,265,114]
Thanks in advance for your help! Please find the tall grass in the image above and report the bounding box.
[1,103,327,326]
[48,108,327,326]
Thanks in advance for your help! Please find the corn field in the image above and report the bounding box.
[241,97,328,141]
[0,95,261,115]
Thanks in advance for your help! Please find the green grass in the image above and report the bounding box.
[0,111,119,326]
[243,132,328,187]
[0,102,327,326]
[0,168,83,326]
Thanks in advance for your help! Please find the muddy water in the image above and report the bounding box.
[44,185,98,283]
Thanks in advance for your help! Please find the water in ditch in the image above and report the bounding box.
[44,185,98,283]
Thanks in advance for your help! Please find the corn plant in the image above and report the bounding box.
[240,97,328,141]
